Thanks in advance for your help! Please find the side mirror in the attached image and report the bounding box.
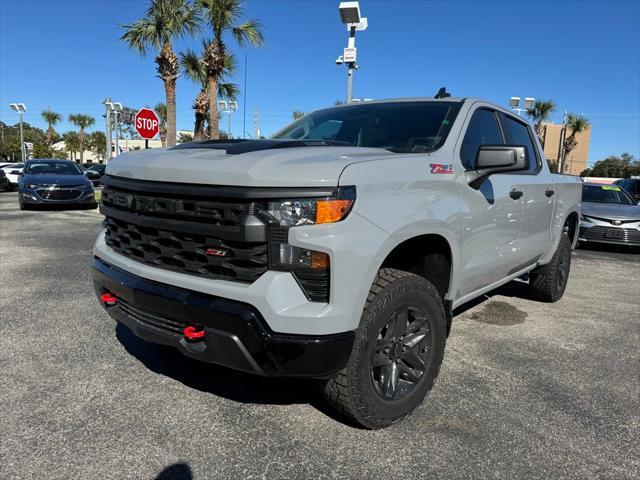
[465,145,527,188]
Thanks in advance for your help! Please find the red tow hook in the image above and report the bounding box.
[100,292,118,306]
[184,325,205,341]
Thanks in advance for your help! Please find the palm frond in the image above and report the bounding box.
[232,19,264,47]
[565,113,590,134]
[180,48,207,85]
[121,0,199,55]
[218,82,239,101]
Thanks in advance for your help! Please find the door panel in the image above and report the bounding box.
[455,106,525,298]
[458,174,524,297]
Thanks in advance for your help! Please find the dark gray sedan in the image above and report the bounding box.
[18,160,96,210]
[579,183,640,246]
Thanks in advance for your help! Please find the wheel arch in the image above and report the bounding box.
[377,232,456,334]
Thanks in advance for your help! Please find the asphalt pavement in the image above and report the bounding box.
[1,191,638,480]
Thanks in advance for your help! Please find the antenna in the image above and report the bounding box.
[435,87,451,99]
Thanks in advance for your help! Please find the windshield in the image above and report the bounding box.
[272,101,461,153]
[24,161,83,175]
[582,184,635,205]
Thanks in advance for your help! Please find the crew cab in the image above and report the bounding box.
[92,95,581,429]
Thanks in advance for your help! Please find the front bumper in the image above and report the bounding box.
[93,257,354,378]
[579,222,640,246]
[20,188,95,204]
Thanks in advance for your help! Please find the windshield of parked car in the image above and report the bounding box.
[582,184,635,205]
[24,161,83,175]
[272,101,461,153]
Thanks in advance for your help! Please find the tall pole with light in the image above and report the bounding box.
[336,2,368,103]
[9,103,27,162]
[218,101,238,139]
[103,100,123,162]
[508,96,535,117]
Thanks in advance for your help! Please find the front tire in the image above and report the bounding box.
[529,234,572,302]
[322,268,446,429]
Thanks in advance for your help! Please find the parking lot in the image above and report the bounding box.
[1,190,638,480]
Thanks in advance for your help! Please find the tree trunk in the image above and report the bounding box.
[164,79,177,147]
[193,90,208,141]
[194,114,205,141]
[79,132,84,163]
[207,77,220,140]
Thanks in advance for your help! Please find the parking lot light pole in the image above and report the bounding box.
[9,103,27,162]
[103,98,112,164]
[337,2,368,103]
[218,101,238,138]
[509,96,535,117]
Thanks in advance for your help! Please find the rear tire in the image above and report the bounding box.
[322,268,446,429]
[529,234,572,302]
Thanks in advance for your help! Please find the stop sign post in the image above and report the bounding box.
[135,108,159,146]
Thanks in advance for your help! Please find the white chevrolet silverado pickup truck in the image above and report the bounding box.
[92,95,582,429]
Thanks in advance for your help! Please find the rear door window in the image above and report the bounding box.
[500,114,541,174]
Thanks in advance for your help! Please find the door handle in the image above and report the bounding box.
[545,189,555,197]
[509,189,524,200]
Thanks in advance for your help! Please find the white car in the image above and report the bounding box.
[2,163,24,187]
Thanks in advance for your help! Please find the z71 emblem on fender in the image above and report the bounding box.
[429,163,454,174]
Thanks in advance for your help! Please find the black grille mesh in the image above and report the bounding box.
[37,189,81,200]
[104,217,268,282]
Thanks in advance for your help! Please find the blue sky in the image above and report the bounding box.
[1,0,638,165]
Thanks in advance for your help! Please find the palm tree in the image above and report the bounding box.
[68,114,95,163]
[561,113,590,173]
[120,0,198,147]
[525,99,556,146]
[154,103,168,147]
[41,109,62,148]
[197,0,263,139]
[292,110,304,121]
[62,131,81,161]
[181,44,239,140]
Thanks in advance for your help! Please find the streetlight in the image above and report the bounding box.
[336,1,368,103]
[219,101,238,138]
[9,103,27,162]
[509,96,535,116]
[103,100,123,162]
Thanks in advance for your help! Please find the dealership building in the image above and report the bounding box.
[540,122,592,176]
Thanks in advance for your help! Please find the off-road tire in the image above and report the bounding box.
[322,268,447,429]
[529,234,572,302]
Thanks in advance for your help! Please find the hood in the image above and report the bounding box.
[21,173,91,187]
[582,201,640,221]
[105,144,392,187]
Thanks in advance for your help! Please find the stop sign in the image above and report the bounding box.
[134,108,159,139]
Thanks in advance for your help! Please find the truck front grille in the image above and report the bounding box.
[101,176,268,283]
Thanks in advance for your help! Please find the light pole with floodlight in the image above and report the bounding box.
[336,1,368,103]
[219,101,238,139]
[9,103,27,162]
[103,100,123,162]
[509,96,535,116]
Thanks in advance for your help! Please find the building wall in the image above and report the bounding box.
[541,123,591,176]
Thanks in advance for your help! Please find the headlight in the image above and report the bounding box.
[80,183,93,190]
[265,186,355,303]
[580,214,591,222]
[266,186,355,227]
[26,184,43,189]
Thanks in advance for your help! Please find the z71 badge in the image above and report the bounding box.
[430,163,454,174]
